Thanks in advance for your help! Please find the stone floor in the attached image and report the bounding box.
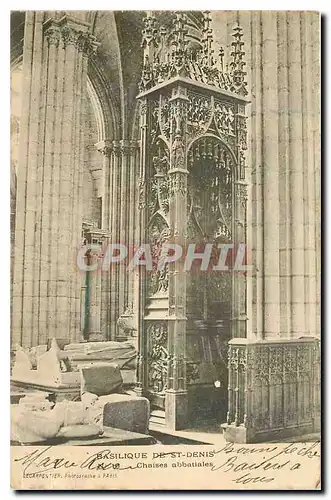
[150,419,226,445]
[149,419,321,446]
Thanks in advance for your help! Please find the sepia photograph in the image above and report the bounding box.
[9,9,321,490]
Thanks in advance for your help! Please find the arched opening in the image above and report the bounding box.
[185,135,236,424]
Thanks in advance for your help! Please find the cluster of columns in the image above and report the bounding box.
[214,11,320,442]
[212,11,320,342]
[12,12,98,347]
[95,138,140,341]
[248,11,320,341]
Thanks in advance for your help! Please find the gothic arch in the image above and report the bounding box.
[187,133,239,180]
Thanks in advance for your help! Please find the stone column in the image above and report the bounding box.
[239,11,253,341]
[248,11,320,342]
[311,13,321,337]
[136,97,149,396]
[12,13,98,347]
[220,11,320,443]
[301,13,317,338]
[116,140,140,341]
[288,12,306,338]
[116,140,140,332]
[108,140,121,338]
[277,12,292,338]
[97,138,140,340]
[166,85,189,430]
[261,11,280,339]
[85,250,103,338]
[118,140,129,320]
[127,142,140,314]
[95,139,112,339]
[80,224,108,340]
[12,12,44,347]
[232,107,249,338]
[250,11,264,340]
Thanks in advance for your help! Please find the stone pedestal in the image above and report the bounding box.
[221,337,320,443]
[80,224,108,341]
[165,390,188,430]
[103,394,150,434]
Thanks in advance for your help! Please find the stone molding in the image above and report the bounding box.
[43,16,99,55]
[94,139,140,157]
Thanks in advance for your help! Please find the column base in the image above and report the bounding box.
[87,331,104,342]
[221,423,319,444]
[221,424,254,444]
[312,415,321,433]
[133,385,145,398]
[165,390,188,430]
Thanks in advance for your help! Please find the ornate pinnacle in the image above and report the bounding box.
[229,24,247,96]
[170,12,189,76]
[141,11,158,49]
[202,11,214,67]
[140,11,158,90]
[230,24,246,74]
[218,46,224,70]
[172,12,189,54]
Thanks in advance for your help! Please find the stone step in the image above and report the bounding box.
[149,409,166,426]
[150,409,165,418]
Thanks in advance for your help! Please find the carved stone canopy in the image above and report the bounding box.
[139,11,247,98]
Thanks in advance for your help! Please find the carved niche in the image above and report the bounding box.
[147,322,169,394]
[147,215,170,297]
[187,136,234,242]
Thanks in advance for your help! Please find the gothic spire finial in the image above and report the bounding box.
[202,11,214,67]
[219,46,225,72]
[141,11,158,50]
[229,23,247,96]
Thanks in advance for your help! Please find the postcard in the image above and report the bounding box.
[10,10,321,490]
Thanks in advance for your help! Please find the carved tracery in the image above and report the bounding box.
[187,136,234,241]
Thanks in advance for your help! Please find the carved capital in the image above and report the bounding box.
[112,140,121,157]
[44,17,99,56]
[119,139,140,156]
[77,32,99,56]
[95,139,112,157]
[95,139,139,158]
[62,27,99,56]
[129,139,141,154]
[44,24,61,47]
